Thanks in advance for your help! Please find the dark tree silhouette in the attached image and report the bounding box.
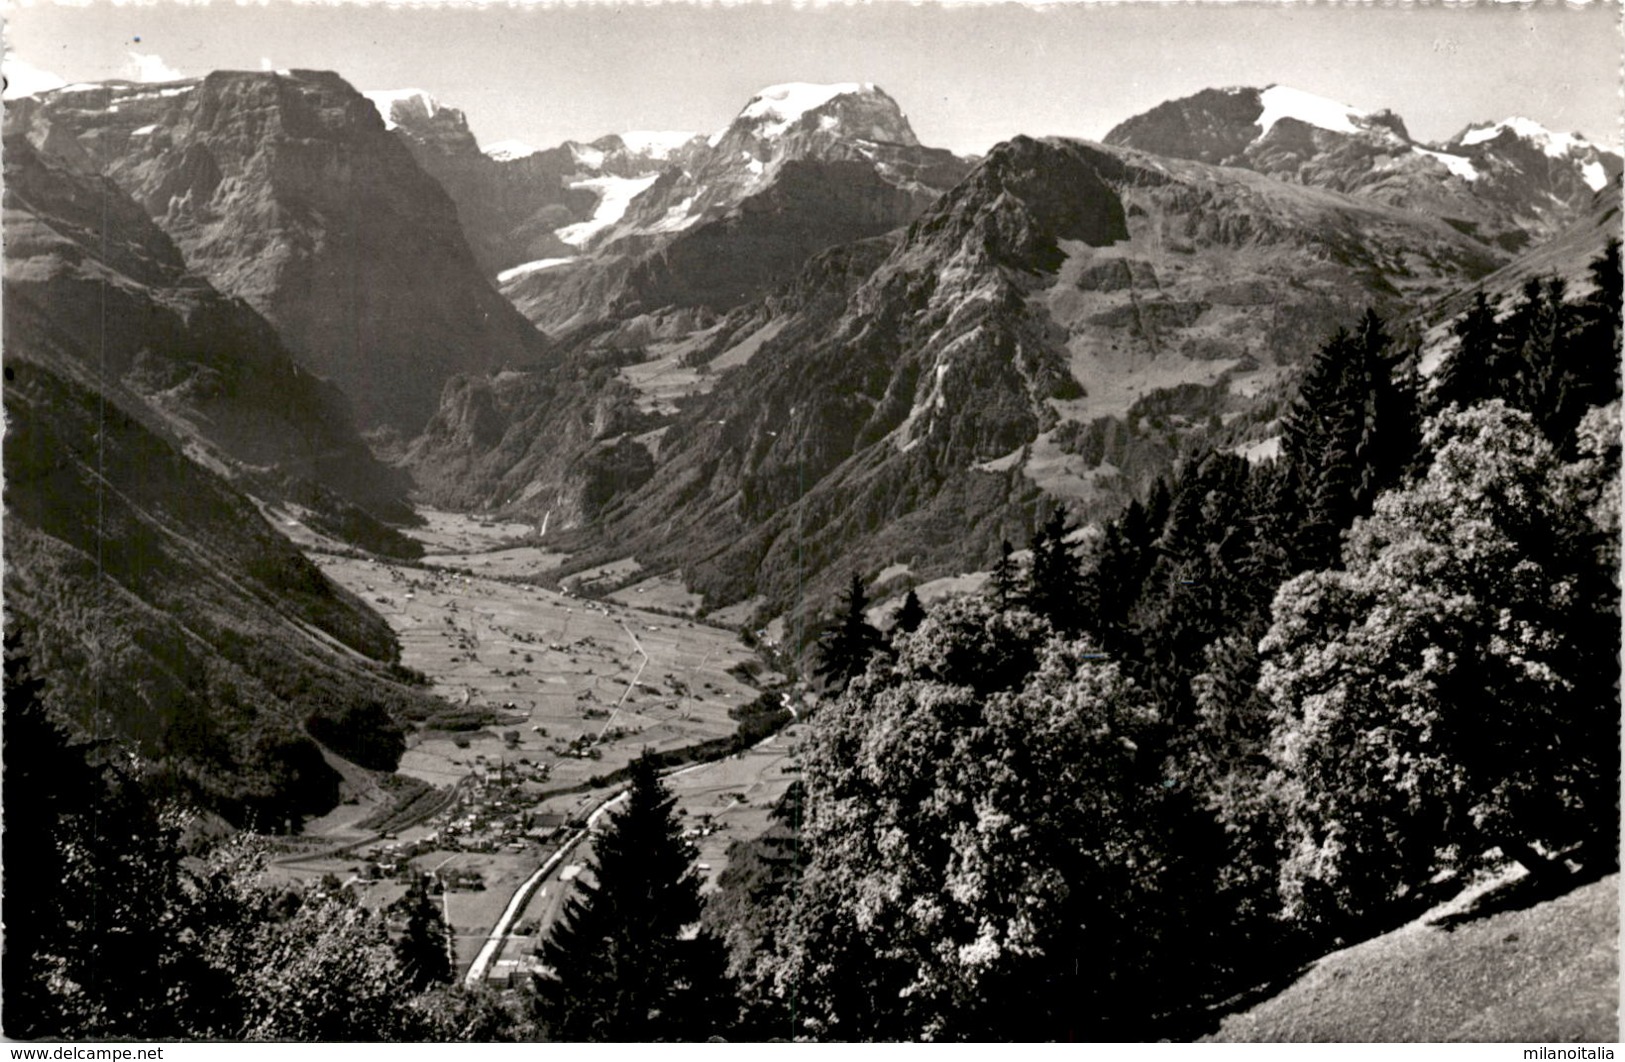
[394,873,453,991]
[1434,244,1621,447]
[533,754,733,1041]
[1025,506,1086,632]
[892,589,926,635]
[989,539,1019,610]
[814,572,882,689]
[1279,309,1417,571]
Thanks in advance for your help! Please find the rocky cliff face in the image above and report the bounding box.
[371,89,591,275]
[3,133,411,523]
[1105,85,1621,252]
[8,71,549,434]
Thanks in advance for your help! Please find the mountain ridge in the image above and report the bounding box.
[1105,84,1621,252]
[7,69,551,435]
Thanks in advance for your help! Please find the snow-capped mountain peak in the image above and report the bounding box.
[739,82,876,136]
[617,130,703,159]
[362,88,440,131]
[1459,117,1592,158]
[1451,117,1618,191]
[710,81,915,148]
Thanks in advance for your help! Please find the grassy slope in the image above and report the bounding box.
[1209,873,1619,1042]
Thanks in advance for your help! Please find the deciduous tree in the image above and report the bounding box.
[1260,402,1619,931]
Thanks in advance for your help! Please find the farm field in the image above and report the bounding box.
[311,552,757,793]
[422,546,572,580]
[411,509,541,552]
[666,724,805,893]
[606,572,705,615]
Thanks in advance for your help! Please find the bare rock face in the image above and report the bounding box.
[371,90,589,275]
[2,132,410,521]
[8,70,549,435]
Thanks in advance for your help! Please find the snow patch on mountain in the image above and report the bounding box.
[363,89,439,131]
[1414,146,1480,182]
[1256,85,1366,138]
[1581,160,1609,192]
[485,139,539,161]
[556,174,662,247]
[646,196,701,235]
[618,130,701,158]
[497,257,579,284]
[570,143,607,170]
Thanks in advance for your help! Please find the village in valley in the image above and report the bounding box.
[262,509,807,983]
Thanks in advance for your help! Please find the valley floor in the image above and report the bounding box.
[274,509,802,982]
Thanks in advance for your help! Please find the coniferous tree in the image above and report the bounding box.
[989,539,1018,611]
[1435,290,1505,410]
[1279,309,1416,571]
[1025,506,1086,632]
[1434,245,1620,446]
[394,873,453,991]
[814,572,882,689]
[1569,239,1625,425]
[893,589,926,635]
[534,754,733,1041]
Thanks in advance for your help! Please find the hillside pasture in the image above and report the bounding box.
[1208,872,1619,1042]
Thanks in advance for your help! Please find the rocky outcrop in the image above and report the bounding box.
[8,71,549,434]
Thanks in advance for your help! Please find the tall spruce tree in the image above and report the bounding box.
[1435,290,1505,410]
[533,754,733,1041]
[1433,244,1621,447]
[814,572,882,689]
[1279,309,1416,571]
[1025,506,1086,632]
[394,873,453,991]
[989,540,1018,611]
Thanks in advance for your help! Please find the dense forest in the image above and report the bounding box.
[6,244,1619,1041]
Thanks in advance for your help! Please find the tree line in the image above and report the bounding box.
[759,240,1621,1039]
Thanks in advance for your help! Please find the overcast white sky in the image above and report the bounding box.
[4,1,1621,155]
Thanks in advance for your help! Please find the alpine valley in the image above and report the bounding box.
[4,63,1619,1043]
